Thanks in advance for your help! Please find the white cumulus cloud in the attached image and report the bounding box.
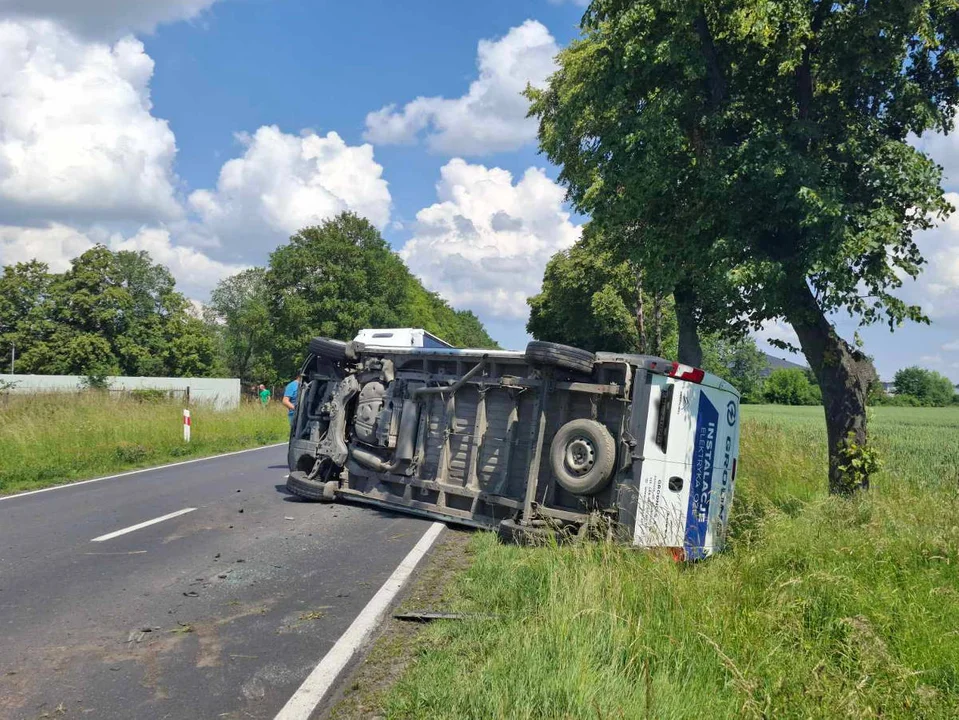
[110,227,248,296]
[187,126,391,256]
[0,223,95,272]
[0,0,218,38]
[401,158,581,322]
[898,193,959,321]
[0,20,180,225]
[364,20,558,155]
[0,222,246,297]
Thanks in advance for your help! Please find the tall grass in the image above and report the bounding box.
[0,392,290,495]
[383,406,959,719]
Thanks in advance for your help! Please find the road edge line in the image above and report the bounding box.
[274,521,446,720]
[0,442,287,502]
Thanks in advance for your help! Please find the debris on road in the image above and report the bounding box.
[393,611,500,623]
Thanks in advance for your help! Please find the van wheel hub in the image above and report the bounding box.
[564,437,595,476]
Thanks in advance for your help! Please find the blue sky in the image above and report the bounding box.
[0,0,957,382]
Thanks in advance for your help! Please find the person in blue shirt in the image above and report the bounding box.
[282,373,302,426]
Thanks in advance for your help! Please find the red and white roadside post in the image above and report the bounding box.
[183,409,191,442]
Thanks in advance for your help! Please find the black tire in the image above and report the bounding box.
[287,472,337,502]
[308,337,349,361]
[549,418,616,495]
[525,341,595,375]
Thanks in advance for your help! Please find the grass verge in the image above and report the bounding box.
[0,392,290,495]
[380,405,959,719]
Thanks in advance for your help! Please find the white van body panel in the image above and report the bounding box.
[353,328,452,349]
[633,376,740,558]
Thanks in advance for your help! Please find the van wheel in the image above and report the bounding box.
[287,472,336,502]
[525,341,595,375]
[550,419,616,495]
[308,337,349,361]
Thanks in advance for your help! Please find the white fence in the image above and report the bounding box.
[0,374,241,410]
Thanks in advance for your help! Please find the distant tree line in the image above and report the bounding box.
[0,213,497,385]
[872,367,959,407]
[0,247,219,379]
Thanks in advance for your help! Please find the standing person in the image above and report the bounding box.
[282,373,302,426]
[258,384,271,407]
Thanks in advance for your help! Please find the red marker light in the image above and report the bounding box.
[668,361,706,384]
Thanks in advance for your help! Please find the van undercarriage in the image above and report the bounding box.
[287,336,740,554]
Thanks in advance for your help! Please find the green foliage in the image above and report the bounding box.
[893,366,957,407]
[128,388,168,403]
[259,213,497,381]
[382,406,959,718]
[527,230,678,356]
[701,335,768,401]
[206,267,275,383]
[528,0,959,335]
[79,372,110,391]
[0,248,219,378]
[763,368,821,406]
[873,392,923,408]
[836,432,885,494]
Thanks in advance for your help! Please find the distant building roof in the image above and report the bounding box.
[761,353,808,377]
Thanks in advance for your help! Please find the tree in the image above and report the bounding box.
[893,366,957,406]
[700,335,768,403]
[206,268,275,383]
[528,0,959,493]
[264,213,497,380]
[0,246,219,378]
[763,368,822,406]
[527,228,678,356]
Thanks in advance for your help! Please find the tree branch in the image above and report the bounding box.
[693,7,727,108]
[797,0,833,121]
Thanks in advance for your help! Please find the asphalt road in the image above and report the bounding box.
[0,446,434,720]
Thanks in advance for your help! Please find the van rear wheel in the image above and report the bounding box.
[549,419,616,495]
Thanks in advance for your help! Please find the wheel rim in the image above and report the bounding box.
[564,436,596,476]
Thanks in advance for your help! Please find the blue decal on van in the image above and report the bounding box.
[684,394,718,560]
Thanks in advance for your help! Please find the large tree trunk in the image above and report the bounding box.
[632,264,648,354]
[674,283,703,367]
[783,281,876,494]
[651,293,664,357]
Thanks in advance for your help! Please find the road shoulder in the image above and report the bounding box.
[325,527,475,720]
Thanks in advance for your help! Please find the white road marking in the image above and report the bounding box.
[0,443,286,502]
[274,521,445,720]
[91,508,196,542]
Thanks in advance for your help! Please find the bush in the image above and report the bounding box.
[873,393,922,407]
[763,368,821,405]
[892,366,957,406]
[128,388,168,403]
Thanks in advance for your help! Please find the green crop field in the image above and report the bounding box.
[382,405,959,719]
[0,392,290,495]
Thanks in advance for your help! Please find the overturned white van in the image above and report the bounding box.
[287,333,741,558]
